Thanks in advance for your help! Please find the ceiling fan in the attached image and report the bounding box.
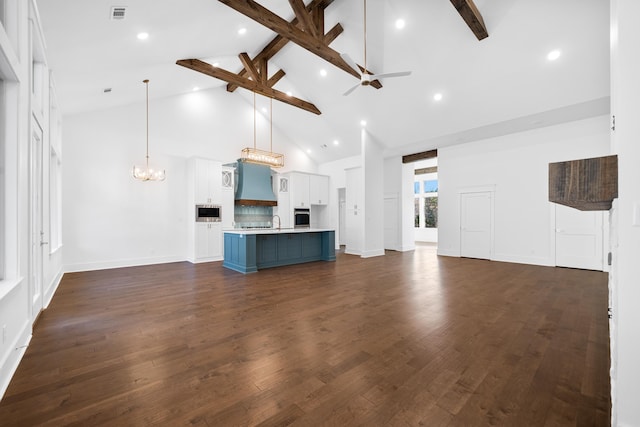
[341,0,412,96]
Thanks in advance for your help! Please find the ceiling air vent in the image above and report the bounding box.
[110,6,127,20]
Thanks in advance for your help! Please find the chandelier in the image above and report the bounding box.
[133,79,166,181]
[241,93,284,168]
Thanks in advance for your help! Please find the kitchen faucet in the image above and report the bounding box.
[272,215,281,230]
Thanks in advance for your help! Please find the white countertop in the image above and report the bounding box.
[224,228,334,235]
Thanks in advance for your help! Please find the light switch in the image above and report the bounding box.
[634,202,640,227]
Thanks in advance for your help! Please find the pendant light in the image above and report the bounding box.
[240,92,284,168]
[133,79,165,181]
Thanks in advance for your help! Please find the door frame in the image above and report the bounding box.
[30,116,45,323]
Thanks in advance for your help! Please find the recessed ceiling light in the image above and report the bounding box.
[547,49,561,61]
[433,93,443,101]
[286,91,292,97]
[238,27,247,35]
[212,62,219,68]
[320,69,327,77]
[192,87,200,92]
[137,32,149,40]
[333,140,339,146]
[261,107,268,113]
[306,149,312,154]
[395,19,406,29]
[360,120,367,127]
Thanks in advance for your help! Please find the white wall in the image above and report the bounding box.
[62,87,316,272]
[610,0,640,425]
[438,115,611,266]
[362,130,384,258]
[318,155,361,249]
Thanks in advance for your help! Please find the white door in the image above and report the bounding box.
[384,195,398,250]
[30,121,45,322]
[555,204,604,271]
[460,192,492,260]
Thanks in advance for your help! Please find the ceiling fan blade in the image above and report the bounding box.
[369,71,412,80]
[343,83,361,96]
[340,53,362,76]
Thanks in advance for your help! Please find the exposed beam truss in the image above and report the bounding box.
[226,0,344,93]
[218,0,383,89]
[176,58,321,115]
[450,0,488,40]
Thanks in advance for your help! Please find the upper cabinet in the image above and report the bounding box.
[309,174,329,205]
[289,172,329,208]
[194,158,222,204]
[290,172,310,208]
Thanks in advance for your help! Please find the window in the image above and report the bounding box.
[414,178,438,229]
[424,196,438,228]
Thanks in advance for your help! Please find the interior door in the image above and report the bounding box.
[460,191,492,260]
[30,120,45,322]
[555,204,604,271]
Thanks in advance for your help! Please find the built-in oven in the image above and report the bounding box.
[294,208,310,228]
[195,204,221,222]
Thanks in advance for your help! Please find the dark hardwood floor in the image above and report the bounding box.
[0,245,610,426]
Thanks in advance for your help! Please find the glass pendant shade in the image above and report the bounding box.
[133,79,165,181]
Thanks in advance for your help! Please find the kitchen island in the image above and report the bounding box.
[223,228,335,274]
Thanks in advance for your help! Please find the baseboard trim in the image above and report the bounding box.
[64,255,186,273]
[0,320,31,401]
[437,248,460,257]
[492,253,554,267]
[43,268,63,309]
[361,249,385,258]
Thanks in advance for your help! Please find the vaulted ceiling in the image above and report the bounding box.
[36,0,610,164]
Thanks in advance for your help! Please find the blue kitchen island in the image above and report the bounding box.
[223,228,336,274]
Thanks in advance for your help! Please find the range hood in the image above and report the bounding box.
[234,159,277,206]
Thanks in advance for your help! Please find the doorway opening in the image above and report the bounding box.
[413,158,438,246]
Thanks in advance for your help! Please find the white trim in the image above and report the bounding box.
[437,248,460,257]
[64,255,186,273]
[396,244,416,252]
[492,253,555,267]
[0,318,31,401]
[361,249,385,258]
[43,267,62,309]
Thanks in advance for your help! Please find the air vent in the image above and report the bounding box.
[110,6,127,20]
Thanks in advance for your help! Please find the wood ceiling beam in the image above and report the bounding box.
[402,150,438,164]
[289,0,318,38]
[226,0,340,93]
[238,52,260,82]
[218,0,382,89]
[450,0,488,40]
[267,69,286,87]
[176,59,321,115]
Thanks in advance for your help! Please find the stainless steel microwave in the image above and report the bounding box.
[294,208,310,228]
[195,204,221,222]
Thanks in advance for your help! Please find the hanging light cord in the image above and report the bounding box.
[144,79,150,168]
[363,0,367,71]
[270,98,273,154]
[253,91,257,150]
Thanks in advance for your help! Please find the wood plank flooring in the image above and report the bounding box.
[0,245,611,426]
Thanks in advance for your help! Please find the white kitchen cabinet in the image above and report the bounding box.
[276,175,291,229]
[290,172,310,208]
[345,167,363,255]
[195,222,222,261]
[194,158,222,204]
[309,174,329,205]
[221,166,235,229]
